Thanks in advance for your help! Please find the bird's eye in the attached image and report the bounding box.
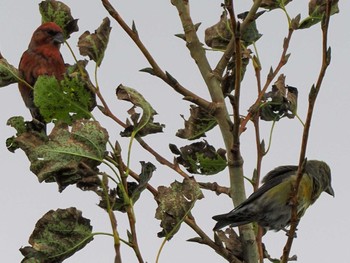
[47,30,56,36]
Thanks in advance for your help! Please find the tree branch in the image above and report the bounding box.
[239,28,294,134]
[171,1,258,262]
[100,0,212,110]
[281,1,333,262]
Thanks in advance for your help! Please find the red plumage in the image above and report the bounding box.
[18,22,65,125]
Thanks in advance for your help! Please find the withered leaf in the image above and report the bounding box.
[78,17,111,66]
[169,140,227,175]
[238,11,263,46]
[8,118,108,192]
[20,207,93,262]
[99,162,155,212]
[299,0,339,29]
[155,177,204,239]
[176,105,217,140]
[205,11,232,50]
[117,85,165,137]
[221,53,250,95]
[259,74,298,121]
[0,53,19,87]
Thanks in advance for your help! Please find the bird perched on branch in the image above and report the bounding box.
[213,160,334,232]
[18,22,65,129]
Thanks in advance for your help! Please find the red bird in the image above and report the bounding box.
[18,22,65,127]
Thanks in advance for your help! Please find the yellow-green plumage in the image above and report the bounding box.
[213,160,334,231]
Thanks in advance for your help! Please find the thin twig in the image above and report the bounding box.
[100,0,212,110]
[239,28,294,134]
[198,182,230,196]
[100,178,122,263]
[280,1,333,262]
[114,150,145,263]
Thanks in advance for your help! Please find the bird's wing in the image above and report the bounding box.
[234,165,298,210]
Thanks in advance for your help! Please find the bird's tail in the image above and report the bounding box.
[212,211,252,231]
[212,214,232,230]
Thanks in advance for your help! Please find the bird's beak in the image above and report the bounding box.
[325,185,335,197]
[54,32,64,44]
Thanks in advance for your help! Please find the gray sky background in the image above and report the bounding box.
[0,1,348,262]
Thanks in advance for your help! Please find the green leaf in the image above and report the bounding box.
[65,60,97,111]
[117,85,165,137]
[34,75,94,125]
[170,141,227,175]
[259,0,292,10]
[78,17,111,66]
[299,0,339,29]
[20,207,93,263]
[9,119,108,191]
[139,67,156,76]
[155,177,204,239]
[0,53,19,87]
[175,22,201,41]
[39,0,79,39]
[131,20,138,35]
[238,11,263,46]
[176,105,217,140]
[131,161,156,202]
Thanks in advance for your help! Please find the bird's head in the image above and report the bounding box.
[29,22,64,49]
[307,160,335,203]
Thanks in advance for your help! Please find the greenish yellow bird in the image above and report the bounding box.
[213,160,334,231]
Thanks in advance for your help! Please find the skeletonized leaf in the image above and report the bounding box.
[65,60,97,111]
[78,17,111,66]
[20,207,93,262]
[34,75,94,125]
[155,177,204,239]
[39,0,79,39]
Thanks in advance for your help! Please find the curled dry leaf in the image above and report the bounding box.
[259,74,298,121]
[78,17,111,66]
[116,84,165,137]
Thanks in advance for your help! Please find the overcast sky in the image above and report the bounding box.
[0,1,349,262]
